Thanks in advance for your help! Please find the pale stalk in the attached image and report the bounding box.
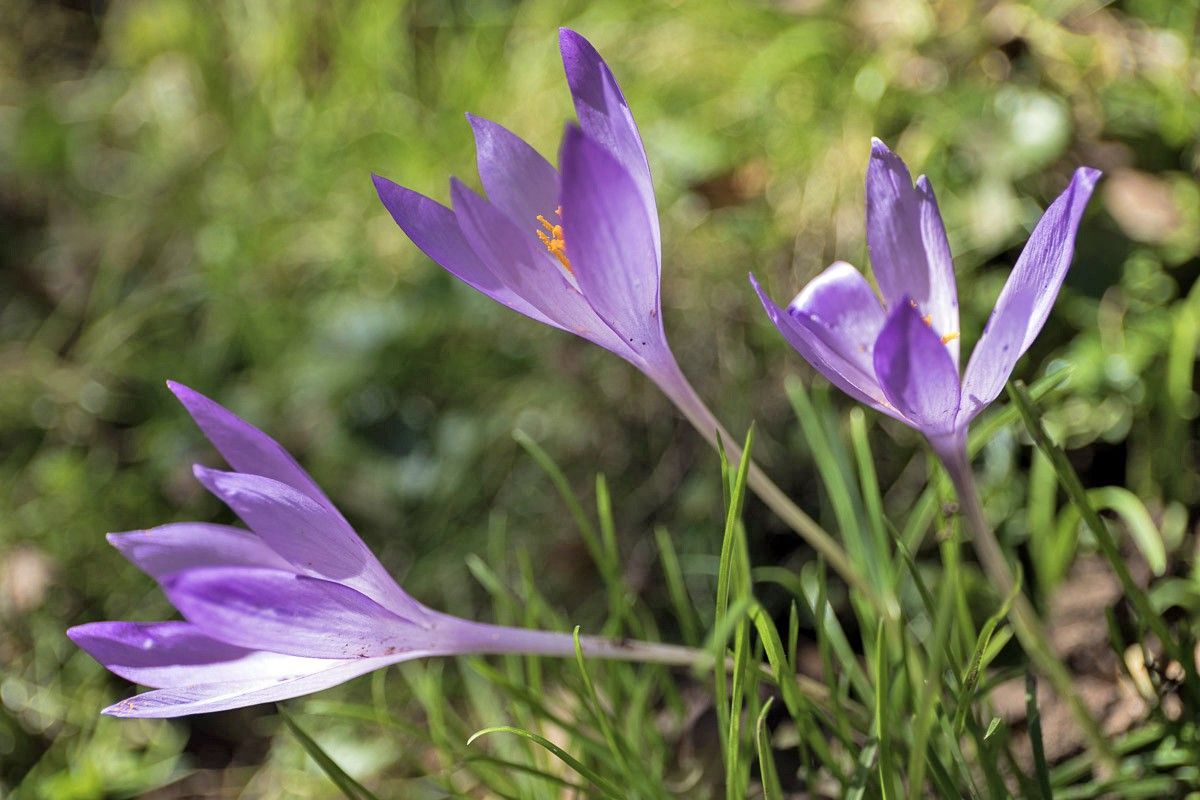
[454,619,846,719]
[939,445,1116,769]
[650,360,890,616]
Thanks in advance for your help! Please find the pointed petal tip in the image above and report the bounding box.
[371,172,408,202]
[165,379,199,406]
[870,137,891,156]
[558,27,592,55]
[447,176,480,213]
[748,273,781,317]
[191,462,221,485]
[1075,166,1103,189]
[558,125,609,174]
[65,624,88,645]
[561,121,586,145]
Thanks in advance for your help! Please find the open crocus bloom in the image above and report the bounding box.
[372,29,712,431]
[370,30,892,603]
[69,383,696,718]
[752,139,1100,459]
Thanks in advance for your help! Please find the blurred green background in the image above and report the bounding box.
[2,0,1197,796]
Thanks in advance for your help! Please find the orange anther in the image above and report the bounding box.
[534,208,573,274]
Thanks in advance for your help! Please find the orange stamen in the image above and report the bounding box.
[535,206,573,274]
[908,299,958,346]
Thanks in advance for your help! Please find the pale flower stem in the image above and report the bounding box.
[940,446,1116,769]
[452,619,707,666]
[458,622,848,717]
[654,365,889,616]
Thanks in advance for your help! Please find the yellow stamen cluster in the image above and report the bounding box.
[909,300,959,346]
[536,207,573,274]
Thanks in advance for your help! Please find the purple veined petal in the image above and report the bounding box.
[558,28,659,257]
[750,273,902,422]
[449,178,641,362]
[559,128,663,360]
[958,167,1101,426]
[192,467,425,620]
[101,651,420,718]
[162,567,432,659]
[108,523,294,581]
[865,140,960,364]
[372,174,560,328]
[167,382,335,509]
[466,114,560,234]
[68,621,339,689]
[788,261,887,376]
[872,298,961,435]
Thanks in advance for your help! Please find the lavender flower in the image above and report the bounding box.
[69,383,700,718]
[371,28,719,448]
[751,139,1100,460]
[371,29,881,606]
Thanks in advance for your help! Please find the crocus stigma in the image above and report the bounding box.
[68,383,705,718]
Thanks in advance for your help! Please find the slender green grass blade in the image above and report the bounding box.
[954,565,1023,735]
[755,698,785,800]
[1026,673,1053,800]
[905,564,957,800]
[751,604,803,718]
[513,429,604,568]
[277,705,381,800]
[873,619,898,800]
[571,627,638,785]
[468,727,624,800]
[1008,381,1196,701]
[654,525,701,646]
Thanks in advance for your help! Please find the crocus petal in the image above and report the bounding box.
[958,167,1101,425]
[108,523,293,581]
[372,174,558,327]
[163,567,428,659]
[872,299,961,434]
[559,128,662,360]
[788,261,887,375]
[865,140,960,363]
[192,467,425,620]
[558,28,658,256]
[750,274,901,420]
[449,178,639,361]
[467,114,560,233]
[101,652,419,718]
[68,621,336,689]
[168,382,334,509]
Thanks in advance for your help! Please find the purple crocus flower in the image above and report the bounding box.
[371,28,719,444]
[751,139,1100,461]
[371,29,884,606]
[68,383,700,718]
